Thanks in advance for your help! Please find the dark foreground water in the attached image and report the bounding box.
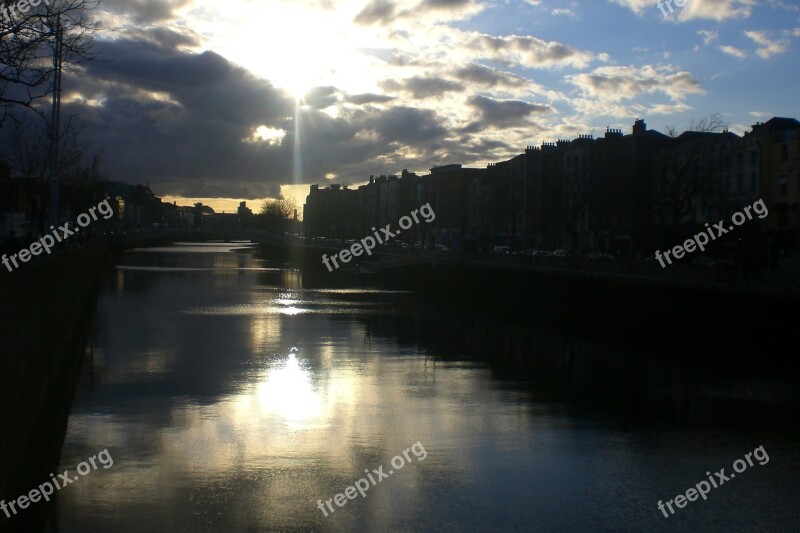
[44,243,799,532]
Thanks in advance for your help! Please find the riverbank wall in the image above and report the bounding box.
[0,240,108,532]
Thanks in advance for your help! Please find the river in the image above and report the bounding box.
[44,242,800,532]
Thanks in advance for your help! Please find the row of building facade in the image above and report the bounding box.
[303,117,800,257]
[0,173,231,238]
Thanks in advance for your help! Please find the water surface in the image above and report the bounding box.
[47,243,800,531]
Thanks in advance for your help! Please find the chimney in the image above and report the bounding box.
[633,119,646,136]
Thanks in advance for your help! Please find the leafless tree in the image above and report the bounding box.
[0,0,100,125]
[664,124,679,138]
[655,137,723,227]
[257,197,298,233]
[665,112,729,138]
[2,117,103,221]
[657,113,730,226]
[688,112,728,133]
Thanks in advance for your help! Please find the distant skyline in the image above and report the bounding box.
[19,0,800,214]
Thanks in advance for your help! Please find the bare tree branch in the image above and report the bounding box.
[0,0,101,125]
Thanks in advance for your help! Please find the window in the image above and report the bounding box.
[737,174,743,193]
[750,173,756,192]
[779,175,788,196]
[781,144,789,161]
[751,151,757,165]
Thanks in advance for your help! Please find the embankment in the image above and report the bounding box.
[0,240,108,532]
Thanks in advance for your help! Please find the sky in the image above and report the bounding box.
[40,0,800,215]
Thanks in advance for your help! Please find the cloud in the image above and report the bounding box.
[568,65,704,104]
[354,0,484,25]
[100,0,194,24]
[354,0,397,25]
[304,86,340,108]
[467,95,553,127]
[453,63,529,89]
[610,0,756,21]
[608,0,651,14]
[459,30,595,69]
[678,0,757,21]
[47,30,468,198]
[551,8,575,17]
[358,105,448,143]
[9,0,788,202]
[345,93,395,105]
[380,76,464,98]
[719,44,748,58]
[767,0,800,12]
[698,30,719,45]
[744,30,790,58]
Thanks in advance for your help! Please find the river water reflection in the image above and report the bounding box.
[48,243,800,532]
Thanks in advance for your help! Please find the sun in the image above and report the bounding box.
[196,0,376,100]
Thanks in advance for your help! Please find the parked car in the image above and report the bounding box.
[434,244,450,252]
[552,249,570,257]
[492,246,510,255]
[531,250,553,257]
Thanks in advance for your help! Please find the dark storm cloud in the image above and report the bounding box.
[122,26,203,50]
[178,181,283,200]
[418,0,474,9]
[354,0,397,25]
[355,0,481,26]
[362,105,447,143]
[304,86,340,109]
[466,95,552,127]
[454,63,527,89]
[50,29,465,198]
[101,0,193,24]
[380,76,464,98]
[345,93,395,105]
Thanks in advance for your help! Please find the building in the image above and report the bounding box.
[745,117,800,249]
[421,164,486,250]
[301,115,800,258]
[303,184,359,239]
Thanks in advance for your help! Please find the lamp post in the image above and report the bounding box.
[48,14,63,227]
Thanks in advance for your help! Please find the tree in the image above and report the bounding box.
[0,0,100,125]
[656,113,731,228]
[1,117,102,229]
[665,112,728,138]
[255,197,297,233]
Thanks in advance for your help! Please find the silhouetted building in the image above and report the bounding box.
[301,115,800,256]
[421,164,486,250]
[100,182,161,229]
[303,184,359,239]
[746,117,800,248]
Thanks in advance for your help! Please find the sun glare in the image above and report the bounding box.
[196,1,377,100]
